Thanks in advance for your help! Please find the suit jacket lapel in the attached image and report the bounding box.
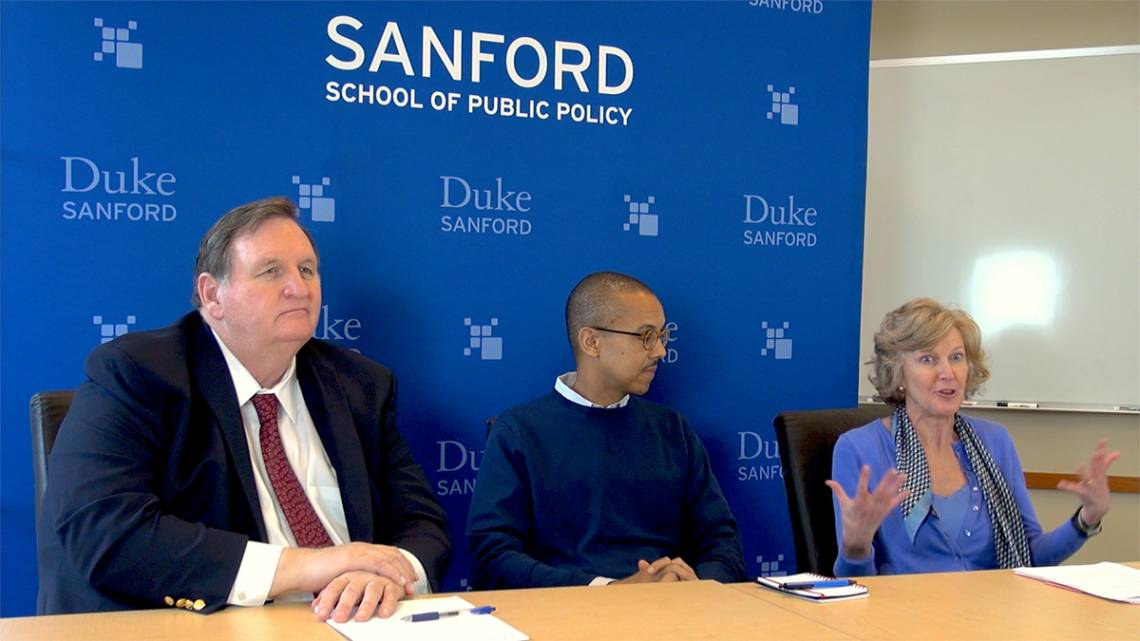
[184,313,268,542]
[297,346,375,542]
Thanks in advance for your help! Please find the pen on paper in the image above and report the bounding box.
[403,605,496,623]
[783,579,855,590]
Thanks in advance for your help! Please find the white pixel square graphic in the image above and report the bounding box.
[760,321,793,359]
[481,337,502,360]
[116,42,142,69]
[292,176,335,222]
[311,197,335,222]
[463,317,502,360]
[94,314,136,344]
[780,103,798,126]
[765,84,799,126]
[94,18,142,70]
[622,194,659,237]
[756,554,787,577]
[639,214,658,236]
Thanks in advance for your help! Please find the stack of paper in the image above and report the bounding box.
[755,572,869,602]
[327,596,529,641]
[1015,562,1140,604]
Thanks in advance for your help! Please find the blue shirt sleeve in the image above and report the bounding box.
[830,431,879,577]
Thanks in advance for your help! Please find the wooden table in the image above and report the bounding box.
[3,569,1138,640]
[0,580,855,641]
[733,566,1140,641]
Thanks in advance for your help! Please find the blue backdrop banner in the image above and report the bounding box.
[0,0,871,616]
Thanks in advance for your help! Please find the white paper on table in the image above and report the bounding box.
[326,596,529,641]
[1015,562,1140,604]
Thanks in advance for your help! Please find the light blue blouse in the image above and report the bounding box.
[831,415,1086,576]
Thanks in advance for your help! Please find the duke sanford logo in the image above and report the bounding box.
[742,194,817,247]
[61,156,177,223]
[314,305,362,353]
[736,431,783,482]
[663,321,679,363]
[440,176,533,236]
[435,437,483,496]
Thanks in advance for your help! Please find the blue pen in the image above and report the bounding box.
[403,605,496,623]
[782,579,855,590]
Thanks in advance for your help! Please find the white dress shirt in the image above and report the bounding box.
[211,332,429,605]
[554,371,629,409]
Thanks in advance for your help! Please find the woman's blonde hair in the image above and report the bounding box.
[869,297,990,404]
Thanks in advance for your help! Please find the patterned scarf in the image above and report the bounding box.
[893,404,1031,569]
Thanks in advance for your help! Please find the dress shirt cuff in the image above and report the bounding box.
[399,548,431,595]
[590,576,617,586]
[227,541,284,606]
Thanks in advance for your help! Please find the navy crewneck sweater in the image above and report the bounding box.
[467,392,744,588]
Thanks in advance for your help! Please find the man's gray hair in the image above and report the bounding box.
[191,196,317,307]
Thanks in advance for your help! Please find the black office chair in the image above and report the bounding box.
[773,405,892,575]
[30,390,75,523]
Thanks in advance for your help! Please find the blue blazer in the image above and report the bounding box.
[37,312,450,614]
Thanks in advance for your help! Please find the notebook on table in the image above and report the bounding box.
[755,572,869,602]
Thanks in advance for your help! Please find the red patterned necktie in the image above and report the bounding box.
[251,393,333,548]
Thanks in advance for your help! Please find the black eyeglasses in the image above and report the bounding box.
[590,325,671,351]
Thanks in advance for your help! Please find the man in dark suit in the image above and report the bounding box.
[37,197,449,623]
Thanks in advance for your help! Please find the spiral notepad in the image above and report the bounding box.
[755,572,869,602]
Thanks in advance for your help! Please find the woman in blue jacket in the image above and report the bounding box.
[828,298,1119,576]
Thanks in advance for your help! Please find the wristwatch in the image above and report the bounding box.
[1071,508,1103,538]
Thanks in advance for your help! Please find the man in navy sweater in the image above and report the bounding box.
[467,271,744,588]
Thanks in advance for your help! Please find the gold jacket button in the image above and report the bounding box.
[164,596,174,606]
[175,598,187,608]
[193,599,206,611]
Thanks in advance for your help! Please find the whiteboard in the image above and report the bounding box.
[859,50,1139,407]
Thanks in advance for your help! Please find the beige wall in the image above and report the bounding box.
[967,408,1140,564]
[871,0,1140,59]
[867,0,1140,564]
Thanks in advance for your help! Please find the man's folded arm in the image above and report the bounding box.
[467,423,597,589]
[46,379,248,613]
[680,420,746,583]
